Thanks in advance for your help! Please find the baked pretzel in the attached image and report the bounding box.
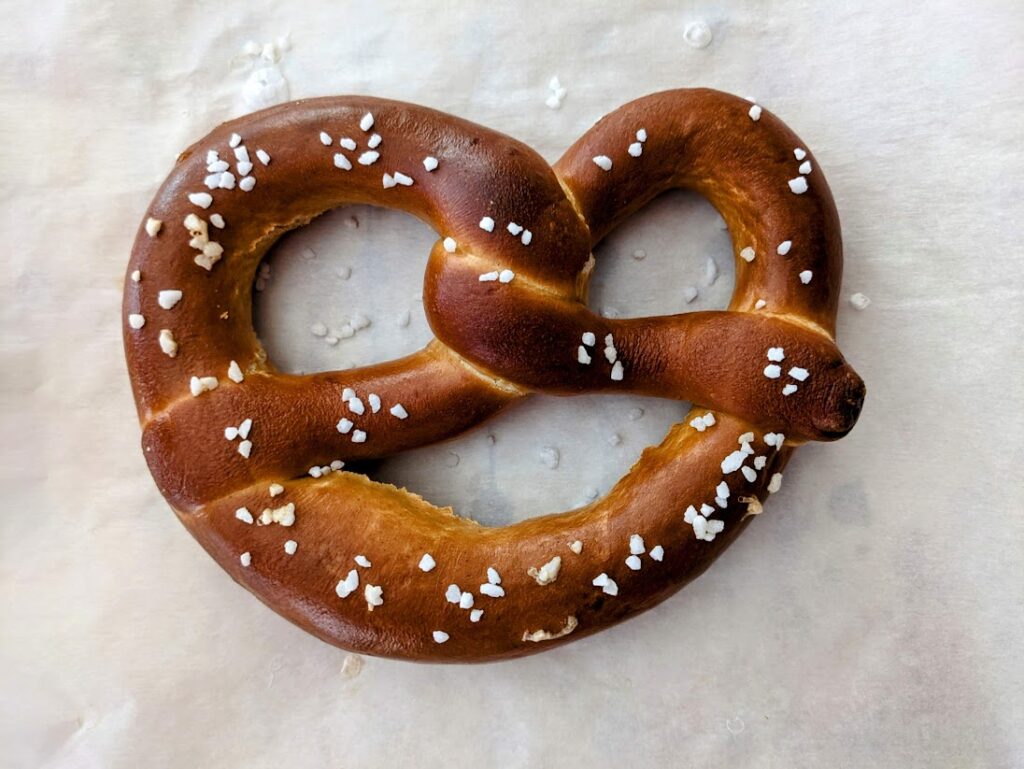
[123,89,864,662]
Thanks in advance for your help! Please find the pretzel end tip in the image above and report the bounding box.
[812,367,866,440]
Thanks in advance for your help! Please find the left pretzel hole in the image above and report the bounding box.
[252,205,435,374]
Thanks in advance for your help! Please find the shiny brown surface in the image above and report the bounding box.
[123,89,864,661]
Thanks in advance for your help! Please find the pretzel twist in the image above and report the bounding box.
[123,89,864,661]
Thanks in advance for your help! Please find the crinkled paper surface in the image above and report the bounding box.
[1,1,1022,767]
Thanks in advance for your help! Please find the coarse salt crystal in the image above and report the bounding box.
[336,570,359,598]
[157,290,182,310]
[721,450,747,473]
[189,375,218,395]
[629,534,645,555]
[850,292,871,310]
[592,573,618,596]
[529,556,562,585]
[157,329,177,357]
[480,583,505,598]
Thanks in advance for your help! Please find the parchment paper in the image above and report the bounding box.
[2,1,1022,767]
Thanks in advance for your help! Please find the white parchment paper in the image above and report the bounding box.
[2,2,1022,767]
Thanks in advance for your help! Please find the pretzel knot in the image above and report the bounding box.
[124,89,865,662]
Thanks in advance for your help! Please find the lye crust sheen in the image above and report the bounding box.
[123,89,865,662]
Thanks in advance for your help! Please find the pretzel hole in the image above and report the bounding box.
[252,205,434,374]
[588,189,735,317]
[363,392,691,526]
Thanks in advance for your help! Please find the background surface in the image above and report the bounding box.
[2,1,1022,767]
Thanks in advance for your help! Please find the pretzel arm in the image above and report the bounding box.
[142,344,519,511]
[554,88,843,336]
[425,256,863,442]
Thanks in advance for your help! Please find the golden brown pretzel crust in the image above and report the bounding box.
[123,89,864,662]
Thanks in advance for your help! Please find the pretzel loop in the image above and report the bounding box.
[124,89,864,661]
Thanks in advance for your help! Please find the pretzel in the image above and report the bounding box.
[123,89,864,662]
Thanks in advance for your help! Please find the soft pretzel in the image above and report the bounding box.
[123,89,864,662]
